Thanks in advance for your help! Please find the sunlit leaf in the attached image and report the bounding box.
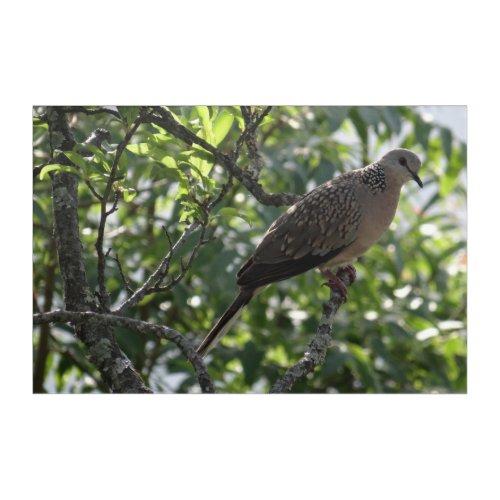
[161,155,177,170]
[213,110,234,145]
[440,145,464,196]
[218,207,253,227]
[118,106,140,125]
[39,164,62,180]
[65,151,90,172]
[123,188,137,202]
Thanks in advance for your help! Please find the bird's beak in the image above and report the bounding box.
[410,171,423,188]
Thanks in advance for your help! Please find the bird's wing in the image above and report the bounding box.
[237,177,361,289]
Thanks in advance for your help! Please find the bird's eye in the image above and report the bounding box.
[399,157,408,167]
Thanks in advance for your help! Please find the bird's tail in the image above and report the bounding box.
[197,289,254,358]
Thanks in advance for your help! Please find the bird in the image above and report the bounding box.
[197,148,423,358]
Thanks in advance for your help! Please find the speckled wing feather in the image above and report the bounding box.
[237,172,362,289]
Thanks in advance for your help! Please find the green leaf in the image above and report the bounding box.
[325,107,350,132]
[40,164,84,180]
[39,164,63,180]
[33,198,49,226]
[65,151,89,173]
[161,155,177,170]
[234,114,245,131]
[414,116,431,149]
[175,174,192,200]
[189,152,213,176]
[440,145,465,197]
[382,107,402,135]
[187,160,206,181]
[213,110,234,145]
[348,108,368,144]
[195,106,216,145]
[167,108,184,125]
[33,117,48,129]
[126,143,151,155]
[440,127,453,159]
[358,106,381,126]
[217,207,253,227]
[239,342,265,385]
[118,150,128,172]
[347,343,382,392]
[195,106,211,128]
[84,144,107,164]
[149,133,172,145]
[118,106,140,125]
[123,188,137,202]
[190,147,214,163]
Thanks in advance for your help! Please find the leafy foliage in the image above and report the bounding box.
[33,106,467,393]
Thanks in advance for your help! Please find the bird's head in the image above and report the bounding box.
[379,148,423,188]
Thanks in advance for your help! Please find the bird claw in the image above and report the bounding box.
[322,275,348,303]
[321,265,357,303]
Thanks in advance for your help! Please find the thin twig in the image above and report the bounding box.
[95,107,151,311]
[85,180,103,200]
[233,105,272,162]
[33,310,215,393]
[115,220,200,314]
[162,225,175,251]
[108,252,134,296]
[150,223,213,294]
[238,106,271,181]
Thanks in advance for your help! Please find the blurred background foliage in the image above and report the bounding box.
[33,105,467,393]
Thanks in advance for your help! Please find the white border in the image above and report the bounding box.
[3,1,498,498]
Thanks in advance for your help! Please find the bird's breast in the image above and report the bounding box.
[357,189,400,246]
[320,188,401,269]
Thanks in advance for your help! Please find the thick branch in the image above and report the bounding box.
[47,108,151,393]
[269,267,355,393]
[33,310,215,394]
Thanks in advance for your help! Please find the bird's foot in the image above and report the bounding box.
[321,265,357,303]
[321,269,348,303]
[337,264,357,285]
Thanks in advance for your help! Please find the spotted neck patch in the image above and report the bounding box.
[360,162,386,193]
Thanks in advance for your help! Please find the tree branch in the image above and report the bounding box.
[234,105,272,163]
[109,252,134,296]
[33,127,111,179]
[149,222,213,294]
[115,221,200,314]
[59,106,122,120]
[146,107,300,207]
[33,310,215,394]
[269,267,356,393]
[95,107,150,310]
[46,108,151,393]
